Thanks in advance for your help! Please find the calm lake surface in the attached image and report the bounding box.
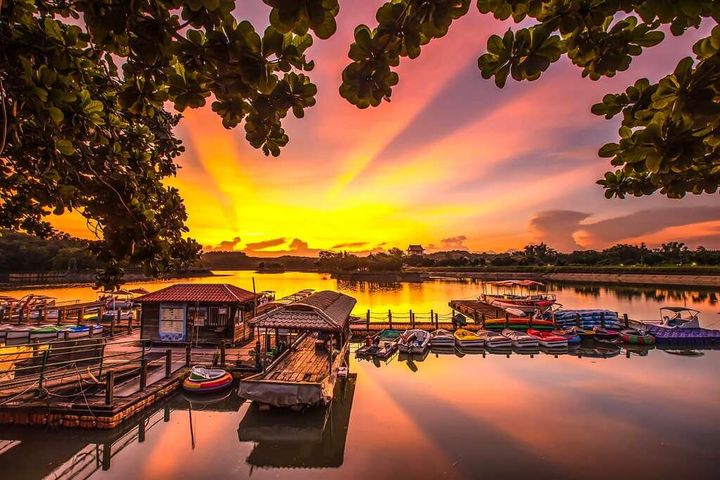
[1,272,719,479]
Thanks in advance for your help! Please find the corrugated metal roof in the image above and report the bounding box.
[135,284,257,304]
[252,290,356,332]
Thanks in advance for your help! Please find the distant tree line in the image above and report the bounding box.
[0,230,101,273]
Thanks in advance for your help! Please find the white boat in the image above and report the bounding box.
[429,329,455,348]
[5,325,32,340]
[29,325,63,341]
[527,329,568,348]
[501,329,539,349]
[398,329,430,354]
[476,329,512,349]
[454,328,484,348]
[642,307,701,329]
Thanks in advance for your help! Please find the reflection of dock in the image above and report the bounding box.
[238,374,356,469]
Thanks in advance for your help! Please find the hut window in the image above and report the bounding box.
[187,306,208,326]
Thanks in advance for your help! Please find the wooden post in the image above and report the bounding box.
[78,307,84,325]
[600,312,605,328]
[366,310,370,331]
[105,370,115,405]
[138,418,146,443]
[60,307,66,325]
[127,316,132,334]
[110,320,116,337]
[388,310,392,329]
[473,310,478,324]
[165,349,172,378]
[63,331,70,341]
[430,309,434,328]
[481,312,486,327]
[43,308,49,324]
[435,312,439,328]
[219,340,226,367]
[575,314,581,327]
[410,310,415,328]
[98,343,107,378]
[186,343,192,366]
[623,313,629,327]
[139,358,147,390]
[89,325,95,338]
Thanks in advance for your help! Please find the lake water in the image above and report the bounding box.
[1,272,719,479]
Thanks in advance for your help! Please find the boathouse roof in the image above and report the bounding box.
[251,290,356,332]
[134,283,257,304]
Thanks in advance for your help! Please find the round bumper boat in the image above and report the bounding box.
[182,366,233,393]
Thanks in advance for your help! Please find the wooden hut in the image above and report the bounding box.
[135,284,259,346]
[238,290,356,407]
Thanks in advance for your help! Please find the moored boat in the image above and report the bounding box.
[483,317,555,331]
[429,329,455,348]
[475,329,512,349]
[4,325,32,341]
[551,327,582,345]
[527,329,568,348]
[501,329,538,349]
[637,307,720,345]
[183,366,233,393]
[29,325,63,341]
[619,328,655,346]
[398,329,430,354]
[593,326,620,341]
[454,328,484,348]
[356,329,402,359]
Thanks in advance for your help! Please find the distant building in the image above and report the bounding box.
[407,244,425,256]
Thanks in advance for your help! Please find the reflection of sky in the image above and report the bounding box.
[51,5,720,255]
[54,350,717,480]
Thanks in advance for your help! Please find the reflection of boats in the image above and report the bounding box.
[501,329,538,349]
[398,329,430,354]
[639,307,720,345]
[664,349,704,357]
[575,344,621,358]
[356,329,401,359]
[623,344,655,356]
[238,374,356,469]
[454,328,483,348]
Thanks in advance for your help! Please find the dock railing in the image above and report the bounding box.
[0,337,175,403]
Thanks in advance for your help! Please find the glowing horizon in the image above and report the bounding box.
[51,4,720,257]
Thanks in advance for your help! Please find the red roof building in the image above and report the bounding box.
[136,284,259,345]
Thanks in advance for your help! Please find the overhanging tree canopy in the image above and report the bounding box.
[0,1,718,287]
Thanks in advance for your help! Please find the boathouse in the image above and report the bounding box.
[136,284,259,345]
[239,290,356,407]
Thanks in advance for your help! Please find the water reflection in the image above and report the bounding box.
[237,374,356,470]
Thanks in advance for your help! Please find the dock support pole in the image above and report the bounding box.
[430,309,434,328]
[110,320,116,337]
[410,310,415,328]
[140,359,147,390]
[576,314,581,328]
[139,419,146,443]
[623,313,629,327]
[366,310,370,331]
[127,316,132,335]
[600,312,605,328]
[388,310,392,329]
[186,344,192,367]
[105,371,115,405]
[89,325,95,338]
[481,312,486,328]
[434,312,439,328]
[219,340,226,367]
[165,349,172,378]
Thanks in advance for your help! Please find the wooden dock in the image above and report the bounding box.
[264,335,329,383]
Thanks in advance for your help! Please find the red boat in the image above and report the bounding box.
[527,329,568,348]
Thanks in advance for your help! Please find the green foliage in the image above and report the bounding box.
[0,229,101,273]
[341,0,720,198]
[0,0,325,288]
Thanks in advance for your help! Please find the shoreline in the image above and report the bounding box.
[0,270,217,292]
[425,270,720,288]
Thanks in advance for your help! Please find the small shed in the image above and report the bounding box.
[407,244,424,256]
[135,284,259,345]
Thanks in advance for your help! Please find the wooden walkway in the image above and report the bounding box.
[264,335,329,383]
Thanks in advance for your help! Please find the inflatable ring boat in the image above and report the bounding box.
[182,366,233,393]
[619,329,656,346]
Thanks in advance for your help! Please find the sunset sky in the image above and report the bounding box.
[56,3,720,256]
